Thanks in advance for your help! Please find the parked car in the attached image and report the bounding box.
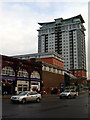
[59,89,77,99]
[10,91,42,104]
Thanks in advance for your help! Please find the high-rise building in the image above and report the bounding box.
[37,15,87,79]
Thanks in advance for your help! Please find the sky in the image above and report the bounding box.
[0,0,89,78]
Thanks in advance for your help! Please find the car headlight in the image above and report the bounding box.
[17,97,20,100]
[10,96,12,99]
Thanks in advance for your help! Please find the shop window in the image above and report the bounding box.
[23,87,27,91]
[18,87,22,91]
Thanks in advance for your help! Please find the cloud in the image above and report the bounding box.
[0,0,89,2]
[0,2,88,54]
[0,3,39,55]
[0,2,55,56]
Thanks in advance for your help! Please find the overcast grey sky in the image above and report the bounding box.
[0,0,89,78]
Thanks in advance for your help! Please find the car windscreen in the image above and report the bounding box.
[64,90,70,92]
[19,91,28,96]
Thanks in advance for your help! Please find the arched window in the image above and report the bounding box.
[17,68,28,78]
[31,71,40,79]
[1,66,15,76]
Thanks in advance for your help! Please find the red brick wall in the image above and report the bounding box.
[41,58,53,65]
[41,57,64,69]
[42,71,64,94]
[71,70,87,78]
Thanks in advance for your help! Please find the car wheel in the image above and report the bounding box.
[36,98,40,103]
[74,94,76,98]
[68,95,71,99]
[22,98,26,104]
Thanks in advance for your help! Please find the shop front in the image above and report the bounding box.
[1,55,42,95]
[1,66,16,95]
[1,67,42,95]
[1,76,15,95]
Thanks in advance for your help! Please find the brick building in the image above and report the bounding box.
[13,52,65,94]
[0,55,42,95]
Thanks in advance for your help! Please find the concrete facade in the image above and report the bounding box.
[37,15,87,80]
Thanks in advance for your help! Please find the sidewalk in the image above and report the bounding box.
[1,95,11,99]
[79,89,88,95]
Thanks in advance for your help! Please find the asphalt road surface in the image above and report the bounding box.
[1,92,90,119]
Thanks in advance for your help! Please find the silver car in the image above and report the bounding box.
[59,89,77,99]
[10,91,42,104]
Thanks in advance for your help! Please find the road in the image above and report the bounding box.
[1,92,90,119]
